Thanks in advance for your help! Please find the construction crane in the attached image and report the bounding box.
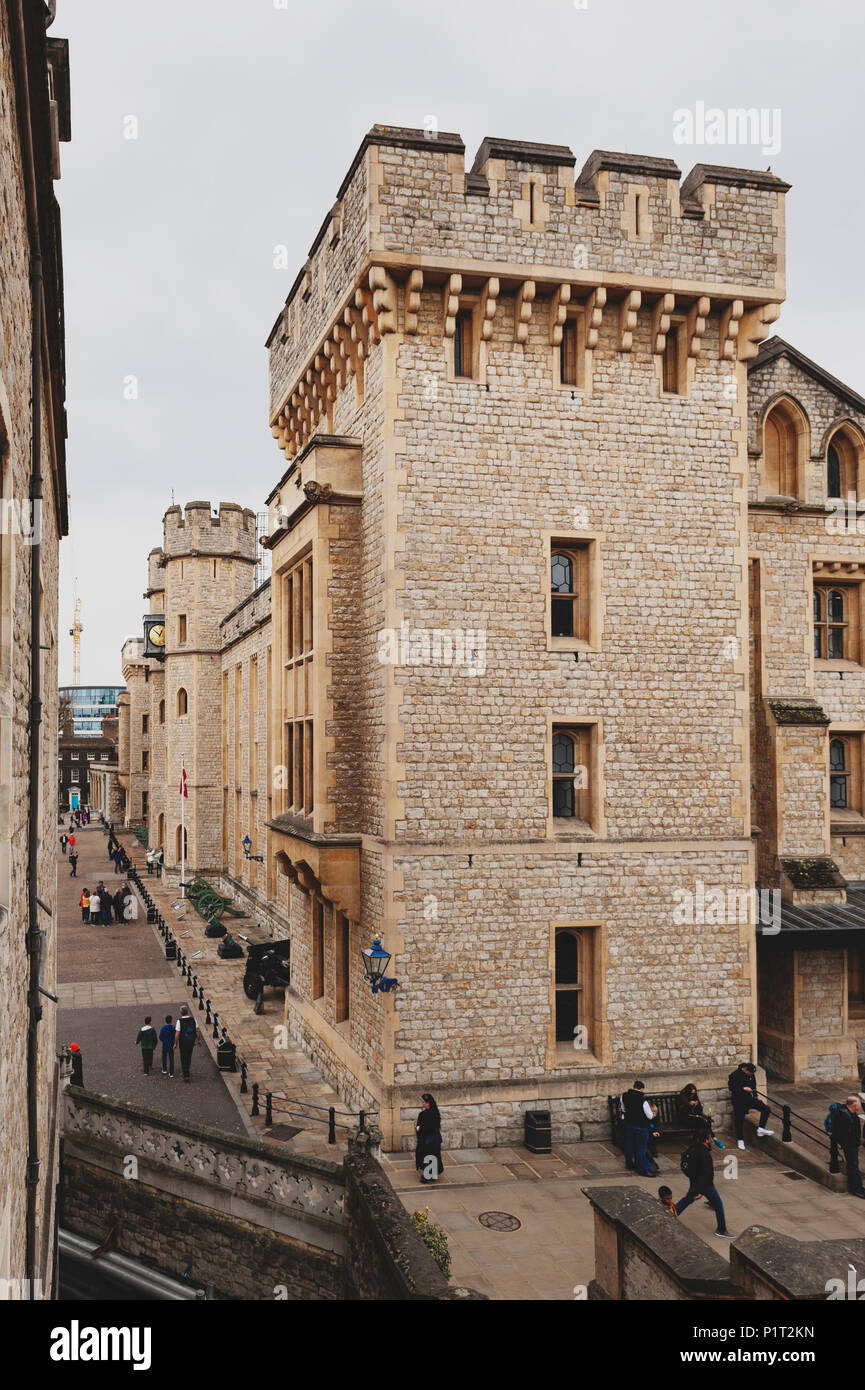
[69,593,82,686]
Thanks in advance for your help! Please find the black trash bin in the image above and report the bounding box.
[165,939,177,961]
[217,1040,237,1073]
[525,1109,552,1154]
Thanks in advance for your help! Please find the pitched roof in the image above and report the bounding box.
[749,337,865,415]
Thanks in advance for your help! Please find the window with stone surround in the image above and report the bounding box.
[830,733,862,815]
[827,424,864,502]
[762,397,807,499]
[559,311,586,389]
[281,549,314,818]
[814,582,860,662]
[158,699,165,724]
[335,911,350,1023]
[453,306,474,380]
[554,927,594,1045]
[177,687,188,716]
[661,318,686,395]
[551,725,591,823]
[141,750,149,772]
[312,898,325,1001]
[178,613,187,645]
[142,714,148,734]
[551,543,590,641]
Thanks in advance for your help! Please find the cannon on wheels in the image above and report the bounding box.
[184,876,246,925]
[238,935,291,1012]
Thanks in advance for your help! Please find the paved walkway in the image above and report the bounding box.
[113,829,354,1161]
[393,1138,865,1300]
[762,1076,864,1170]
[57,823,245,1136]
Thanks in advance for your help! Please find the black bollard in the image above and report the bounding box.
[265,1092,273,1126]
[240,1061,248,1095]
[251,1083,259,1117]
[328,1107,336,1144]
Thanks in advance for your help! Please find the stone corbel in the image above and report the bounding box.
[550,284,572,346]
[404,269,423,334]
[738,302,780,362]
[515,280,536,344]
[479,277,500,341]
[344,305,368,360]
[618,290,641,352]
[719,299,744,361]
[443,273,462,338]
[369,265,397,334]
[687,296,710,358]
[323,335,346,391]
[585,287,607,349]
[651,293,676,355]
[355,285,380,342]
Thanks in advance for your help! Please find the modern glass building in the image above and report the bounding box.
[59,685,125,736]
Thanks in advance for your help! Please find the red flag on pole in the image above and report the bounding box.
[179,766,188,798]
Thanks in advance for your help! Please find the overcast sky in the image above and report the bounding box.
[56,0,865,685]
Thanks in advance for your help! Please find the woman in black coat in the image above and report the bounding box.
[415,1093,444,1183]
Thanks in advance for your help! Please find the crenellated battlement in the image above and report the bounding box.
[162,501,258,562]
[267,125,789,444]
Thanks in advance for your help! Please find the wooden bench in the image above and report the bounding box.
[607,1092,695,1151]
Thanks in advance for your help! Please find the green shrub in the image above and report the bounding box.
[411,1205,451,1280]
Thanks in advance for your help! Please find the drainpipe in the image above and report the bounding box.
[25,242,44,1296]
[11,0,47,1297]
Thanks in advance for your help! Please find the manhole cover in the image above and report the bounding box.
[781,1170,806,1181]
[478,1211,521,1232]
[263,1124,302,1142]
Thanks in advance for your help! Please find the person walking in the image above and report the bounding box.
[68,1043,84,1087]
[159,1016,175,1077]
[728,1062,773,1150]
[146,848,154,876]
[830,1096,865,1199]
[113,847,123,875]
[135,1017,158,1074]
[415,1093,444,1183]
[175,1005,201,1083]
[675,1129,734,1238]
[68,849,79,878]
[60,832,68,856]
[620,1079,654,1176]
[645,1102,661,1177]
[79,888,90,923]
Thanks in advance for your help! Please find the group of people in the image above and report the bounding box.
[135,1006,202,1082]
[105,828,132,876]
[145,846,164,876]
[620,1062,776,1239]
[829,1094,865,1199]
[79,881,135,925]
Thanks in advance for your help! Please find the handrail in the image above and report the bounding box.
[755,1088,841,1174]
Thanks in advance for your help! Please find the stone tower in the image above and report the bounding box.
[152,502,257,878]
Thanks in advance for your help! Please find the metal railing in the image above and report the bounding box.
[756,1089,841,1174]
[134,878,375,1145]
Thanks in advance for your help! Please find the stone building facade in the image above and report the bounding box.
[114,126,865,1153]
[0,1,70,1295]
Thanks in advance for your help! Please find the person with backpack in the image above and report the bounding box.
[175,1005,201,1083]
[675,1129,734,1237]
[620,1079,654,1176]
[728,1061,773,1150]
[135,1016,158,1074]
[829,1096,865,1199]
[159,1016,175,1077]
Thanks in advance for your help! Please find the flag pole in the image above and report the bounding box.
[181,766,186,899]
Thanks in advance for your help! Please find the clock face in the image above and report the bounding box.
[149,624,165,647]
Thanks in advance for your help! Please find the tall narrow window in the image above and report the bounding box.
[763,400,803,497]
[177,687,188,716]
[159,699,165,724]
[552,726,591,822]
[662,328,681,394]
[560,318,578,387]
[142,714,149,734]
[550,542,590,642]
[827,428,861,502]
[335,912,350,1023]
[178,614,187,644]
[814,584,856,660]
[831,738,850,809]
[312,900,325,1001]
[555,929,582,1042]
[454,309,473,379]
